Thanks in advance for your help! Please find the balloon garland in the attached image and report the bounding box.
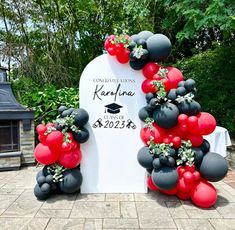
[105,30,228,208]
[34,107,89,200]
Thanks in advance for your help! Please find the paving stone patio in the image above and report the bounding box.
[0,166,235,230]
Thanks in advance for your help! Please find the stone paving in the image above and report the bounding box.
[0,166,235,230]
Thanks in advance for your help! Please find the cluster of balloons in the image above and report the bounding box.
[105,31,171,70]
[105,30,228,208]
[33,106,89,200]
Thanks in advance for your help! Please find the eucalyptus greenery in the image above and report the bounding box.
[177,140,195,166]
[147,136,173,157]
[47,164,66,182]
[133,45,145,59]
[175,92,195,103]
[152,80,167,98]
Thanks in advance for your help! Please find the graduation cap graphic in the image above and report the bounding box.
[105,103,123,114]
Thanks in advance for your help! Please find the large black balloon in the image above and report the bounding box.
[152,167,178,190]
[73,127,89,143]
[36,170,44,179]
[192,147,204,163]
[178,100,201,116]
[198,152,228,182]
[59,169,83,193]
[138,107,153,121]
[129,59,147,70]
[137,147,154,169]
[199,139,210,153]
[153,102,179,128]
[146,34,171,61]
[34,184,50,200]
[138,31,154,40]
[72,108,89,127]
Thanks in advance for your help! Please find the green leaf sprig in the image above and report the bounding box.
[177,140,195,166]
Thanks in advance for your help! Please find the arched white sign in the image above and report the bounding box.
[80,54,147,193]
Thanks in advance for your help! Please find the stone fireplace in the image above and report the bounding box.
[0,67,35,170]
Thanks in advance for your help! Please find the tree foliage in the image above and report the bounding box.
[0,0,234,87]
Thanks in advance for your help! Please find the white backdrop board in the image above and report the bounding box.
[79,54,147,193]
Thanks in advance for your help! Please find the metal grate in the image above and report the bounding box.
[0,120,20,153]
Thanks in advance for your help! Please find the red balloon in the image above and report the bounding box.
[177,166,186,176]
[178,114,188,124]
[160,186,178,195]
[177,177,194,193]
[107,47,116,56]
[147,176,159,191]
[104,35,116,50]
[46,122,55,128]
[153,74,161,81]
[193,171,201,181]
[58,148,82,169]
[34,143,59,165]
[45,131,64,149]
[142,62,160,79]
[36,124,47,135]
[61,142,72,152]
[183,171,194,183]
[166,67,184,89]
[184,164,195,173]
[140,125,165,144]
[191,180,217,208]
[115,43,125,54]
[172,136,181,149]
[187,116,198,130]
[38,134,47,144]
[141,79,157,94]
[197,112,216,135]
[187,133,203,147]
[177,191,191,200]
[163,137,171,144]
[116,49,130,64]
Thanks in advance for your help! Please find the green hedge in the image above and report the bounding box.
[176,43,235,134]
[13,79,79,124]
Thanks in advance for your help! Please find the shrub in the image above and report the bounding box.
[176,43,235,134]
[13,80,79,124]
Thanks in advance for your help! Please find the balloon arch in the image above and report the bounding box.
[33,30,228,208]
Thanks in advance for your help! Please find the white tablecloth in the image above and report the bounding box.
[203,126,232,157]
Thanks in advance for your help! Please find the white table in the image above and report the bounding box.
[204,126,232,157]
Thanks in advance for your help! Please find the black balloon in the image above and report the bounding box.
[176,87,187,96]
[58,105,67,114]
[167,156,176,167]
[185,79,196,91]
[136,38,147,48]
[61,109,71,118]
[138,107,153,122]
[178,81,185,87]
[146,34,171,61]
[146,92,155,102]
[73,127,89,143]
[34,184,50,200]
[37,176,46,186]
[36,170,43,179]
[41,183,51,194]
[137,146,154,169]
[141,49,149,60]
[152,167,178,190]
[199,139,210,153]
[42,166,50,177]
[198,152,228,182]
[138,31,154,40]
[149,98,158,109]
[72,108,89,127]
[192,147,204,163]
[131,34,141,43]
[152,158,162,169]
[146,168,154,175]
[46,175,54,184]
[167,89,177,101]
[153,102,179,128]
[59,169,83,193]
[128,41,137,51]
[169,148,176,158]
[159,154,168,165]
[129,59,146,70]
[178,100,201,116]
